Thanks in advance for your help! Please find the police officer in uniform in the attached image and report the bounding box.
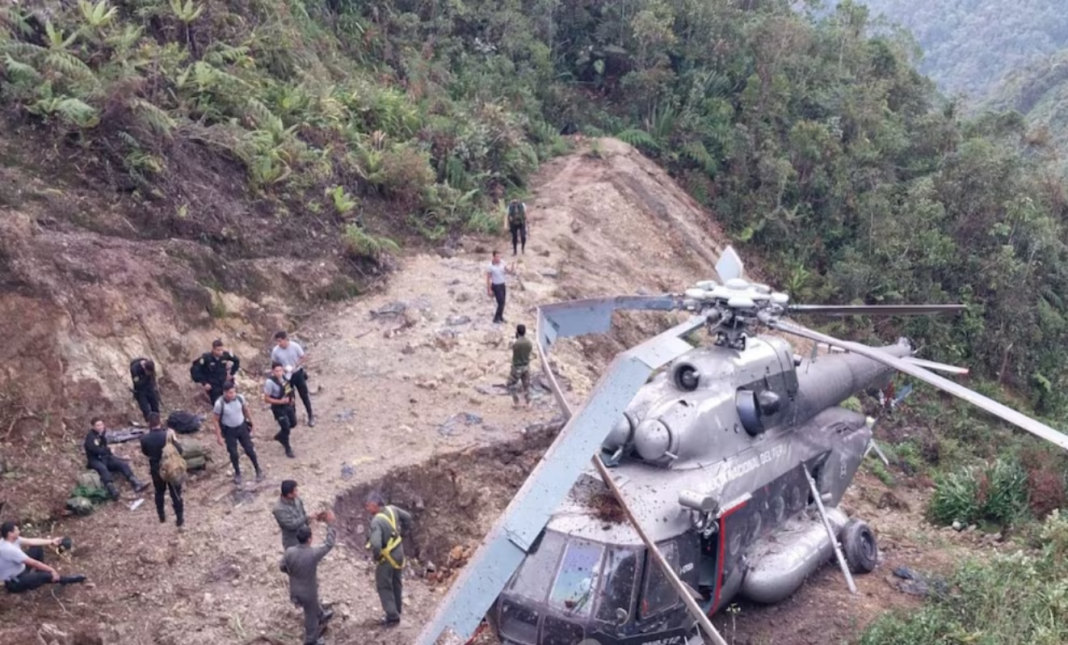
[263,362,297,458]
[191,339,240,405]
[129,358,160,421]
[84,418,148,500]
[139,412,184,528]
[365,492,414,626]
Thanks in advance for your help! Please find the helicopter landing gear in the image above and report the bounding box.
[841,519,878,573]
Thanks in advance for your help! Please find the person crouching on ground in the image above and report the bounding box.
[212,382,264,486]
[0,522,86,593]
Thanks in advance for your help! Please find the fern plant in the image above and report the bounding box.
[343,224,399,260]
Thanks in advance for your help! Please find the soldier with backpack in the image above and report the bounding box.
[212,382,263,485]
[505,198,528,255]
[263,362,297,459]
[190,339,241,406]
[139,412,185,529]
[129,358,160,421]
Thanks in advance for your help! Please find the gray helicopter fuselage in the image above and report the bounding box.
[491,334,911,645]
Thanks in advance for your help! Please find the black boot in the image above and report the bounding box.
[58,574,86,585]
[105,482,120,501]
[131,478,149,493]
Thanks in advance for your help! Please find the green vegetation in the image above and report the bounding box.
[929,457,1029,528]
[848,0,1068,98]
[3,1,1068,408]
[860,510,1068,645]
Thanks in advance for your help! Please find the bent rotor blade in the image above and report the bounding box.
[771,321,1068,451]
[787,304,966,317]
[415,310,705,645]
[901,356,969,375]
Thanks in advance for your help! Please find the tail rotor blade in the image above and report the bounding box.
[770,320,1068,452]
[787,304,966,317]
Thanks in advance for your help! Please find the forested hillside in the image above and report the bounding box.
[851,0,1068,97]
[2,0,1068,409]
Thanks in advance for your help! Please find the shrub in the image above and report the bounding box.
[376,144,436,207]
[928,457,1029,527]
[342,225,399,261]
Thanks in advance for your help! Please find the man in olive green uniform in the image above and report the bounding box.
[274,479,324,551]
[507,324,534,408]
[365,492,413,626]
[280,510,336,645]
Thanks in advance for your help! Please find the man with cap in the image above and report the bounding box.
[191,339,240,406]
[84,418,149,500]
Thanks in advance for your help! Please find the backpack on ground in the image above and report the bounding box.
[160,430,187,484]
[507,201,526,227]
[167,410,202,434]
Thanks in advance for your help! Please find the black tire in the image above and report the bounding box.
[841,519,878,574]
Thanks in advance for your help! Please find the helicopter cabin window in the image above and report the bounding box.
[509,531,565,603]
[639,540,680,619]
[547,540,605,617]
[594,548,639,623]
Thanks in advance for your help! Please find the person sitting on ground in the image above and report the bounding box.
[84,418,149,500]
[0,521,86,593]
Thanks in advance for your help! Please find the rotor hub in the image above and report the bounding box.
[683,277,791,348]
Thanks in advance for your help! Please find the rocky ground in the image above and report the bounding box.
[0,138,998,645]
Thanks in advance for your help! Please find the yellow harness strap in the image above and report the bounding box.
[365,507,403,569]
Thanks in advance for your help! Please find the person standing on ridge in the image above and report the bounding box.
[212,382,263,485]
[263,362,298,459]
[139,412,184,528]
[129,357,161,421]
[190,339,240,406]
[280,511,336,645]
[365,492,414,626]
[271,331,315,427]
[507,324,534,408]
[505,198,528,255]
[84,418,149,500]
[485,250,513,324]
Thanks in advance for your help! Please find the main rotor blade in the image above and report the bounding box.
[787,304,966,317]
[771,321,1068,451]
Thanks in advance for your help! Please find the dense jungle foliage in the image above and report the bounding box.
[851,0,1068,98]
[2,0,1068,409]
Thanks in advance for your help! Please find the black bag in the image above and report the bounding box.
[167,410,202,434]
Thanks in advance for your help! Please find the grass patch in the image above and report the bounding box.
[928,457,1029,528]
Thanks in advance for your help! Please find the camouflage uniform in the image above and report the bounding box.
[507,336,534,405]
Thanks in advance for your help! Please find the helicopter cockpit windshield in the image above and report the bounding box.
[495,529,695,645]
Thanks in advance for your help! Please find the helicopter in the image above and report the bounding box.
[416,247,1068,645]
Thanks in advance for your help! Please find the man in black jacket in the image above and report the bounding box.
[129,357,160,421]
[84,418,148,500]
[190,339,240,405]
[139,412,184,528]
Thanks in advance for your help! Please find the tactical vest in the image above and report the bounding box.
[269,376,294,409]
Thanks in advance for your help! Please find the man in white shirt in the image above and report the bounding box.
[212,382,263,486]
[0,521,86,593]
[485,250,513,324]
[272,331,315,427]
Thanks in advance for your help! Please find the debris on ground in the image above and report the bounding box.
[438,412,483,437]
[887,566,948,597]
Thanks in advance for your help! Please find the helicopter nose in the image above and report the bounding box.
[634,418,672,462]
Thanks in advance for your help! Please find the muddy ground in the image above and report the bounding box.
[0,139,995,645]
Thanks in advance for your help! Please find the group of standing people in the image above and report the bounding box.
[272,479,414,643]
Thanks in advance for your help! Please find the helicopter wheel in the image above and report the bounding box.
[841,519,878,574]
